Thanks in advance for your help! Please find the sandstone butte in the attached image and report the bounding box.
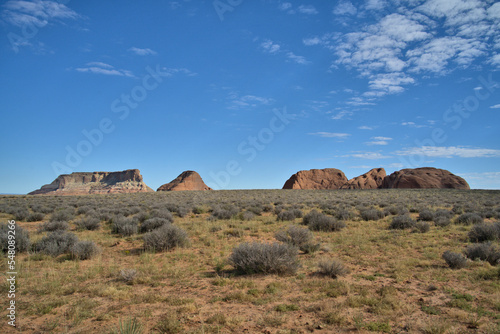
[28,169,154,195]
[157,171,212,191]
[381,167,470,189]
[283,167,470,190]
[282,168,348,190]
[340,168,386,190]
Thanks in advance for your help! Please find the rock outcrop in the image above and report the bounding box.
[28,169,154,195]
[282,168,348,190]
[381,167,470,189]
[157,171,212,191]
[283,167,469,190]
[341,168,386,189]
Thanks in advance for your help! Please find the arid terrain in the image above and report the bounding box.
[1,189,499,334]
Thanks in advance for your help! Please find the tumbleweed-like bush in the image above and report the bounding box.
[143,224,189,252]
[228,242,300,275]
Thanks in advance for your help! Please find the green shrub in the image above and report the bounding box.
[275,225,317,253]
[27,212,45,222]
[389,215,416,230]
[418,209,434,221]
[303,210,346,232]
[13,208,29,221]
[35,231,78,257]
[468,223,500,242]
[71,240,101,260]
[111,216,138,236]
[0,223,30,253]
[442,251,468,269]
[50,208,75,222]
[316,259,349,278]
[277,209,303,221]
[360,208,385,221]
[75,217,101,231]
[139,218,171,233]
[464,243,500,265]
[434,217,451,227]
[143,224,189,252]
[456,213,483,225]
[414,221,430,233]
[228,242,299,275]
[38,220,69,233]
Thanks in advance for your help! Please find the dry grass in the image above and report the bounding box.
[0,189,499,333]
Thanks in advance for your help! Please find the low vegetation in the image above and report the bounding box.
[0,189,499,333]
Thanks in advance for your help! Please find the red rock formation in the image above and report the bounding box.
[28,169,154,195]
[282,168,348,190]
[381,167,470,189]
[157,171,212,191]
[341,168,386,189]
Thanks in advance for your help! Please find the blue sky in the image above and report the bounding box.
[1,0,500,193]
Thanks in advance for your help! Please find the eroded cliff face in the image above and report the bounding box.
[157,171,212,191]
[282,168,348,190]
[341,168,387,189]
[28,169,154,195]
[381,167,470,189]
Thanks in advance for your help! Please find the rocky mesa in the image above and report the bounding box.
[28,169,154,195]
[341,168,387,190]
[283,167,469,190]
[381,167,470,189]
[157,171,212,191]
[282,168,348,190]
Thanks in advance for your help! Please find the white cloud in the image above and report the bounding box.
[324,0,500,100]
[227,92,274,110]
[333,1,357,16]
[490,104,500,109]
[395,146,500,158]
[365,0,387,11]
[261,39,281,54]
[75,62,134,77]
[366,136,392,145]
[401,121,427,128]
[303,37,321,46]
[345,152,391,159]
[309,132,350,138]
[358,126,374,130]
[331,110,353,120]
[128,47,157,56]
[298,5,318,15]
[286,52,310,65]
[279,2,292,11]
[2,0,79,27]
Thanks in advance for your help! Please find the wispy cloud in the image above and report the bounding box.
[304,0,500,104]
[309,132,350,138]
[128,47,157,56]
[330,110,353,120]
[395,146,500,158]
[344,152,391,159]
[297,5,318,15]
[279,3,318,15]
[358,125,374,130]
[401,121,427,128]
[259,39,310,65]
[366,136,392,145]
[2,0,79,28]
[75,62,134,78]
[286,52,310,65]
[333,1,357,16]
[260,39,281,54]
[227,92,274,110]
[490,104,500,109]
